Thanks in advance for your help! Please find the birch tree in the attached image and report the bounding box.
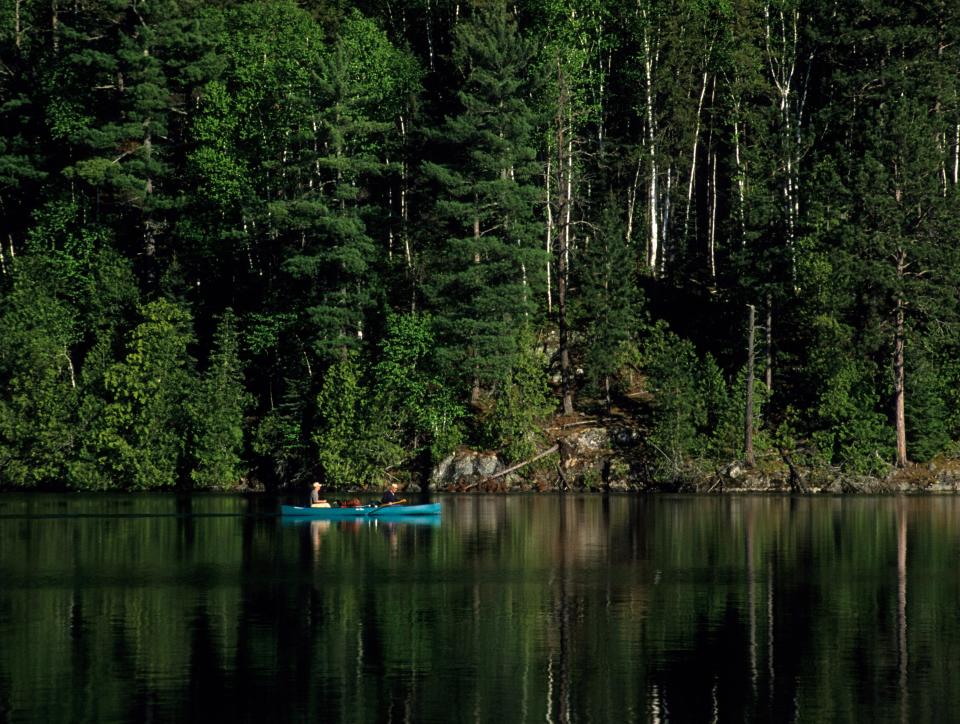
[538,0,602,415]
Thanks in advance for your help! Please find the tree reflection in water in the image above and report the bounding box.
[1,494,957,722]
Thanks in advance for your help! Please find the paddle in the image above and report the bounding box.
[365,499,408,516]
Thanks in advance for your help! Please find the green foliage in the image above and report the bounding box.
[808,356,892,476]
[96,299,197,490]
[0,261,79,487]
[483,333,554,463]
[700,353,736,459]
[374,312,464,464]
[642,322,706,472]
[905,345,954,463]
[251,409,305,483]
[643,323,769,475]
[314,353,400,489]
[188,310,252,488]
[3,0,960,490]
[574,201,644,402]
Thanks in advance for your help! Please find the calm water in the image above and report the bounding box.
[1,493,959,723]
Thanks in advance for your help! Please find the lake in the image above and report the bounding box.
[1,493,958,723]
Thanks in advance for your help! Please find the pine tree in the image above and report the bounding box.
[821,1,960,466]
[422,3,545,403]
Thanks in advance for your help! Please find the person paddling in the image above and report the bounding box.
[380,483,406,506]
[310,482,331,508]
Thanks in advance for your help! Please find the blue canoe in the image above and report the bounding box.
[280,503,441,518]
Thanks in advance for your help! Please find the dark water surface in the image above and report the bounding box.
[1,493,958,723]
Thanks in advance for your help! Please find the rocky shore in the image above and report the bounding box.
[423,425,960,495]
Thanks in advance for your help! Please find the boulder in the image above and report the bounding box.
[431,450,506,488]
[566,427,610,454]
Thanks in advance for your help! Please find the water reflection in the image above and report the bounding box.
[3,494,960,722]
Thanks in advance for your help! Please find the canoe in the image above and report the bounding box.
[280,503,441,518]
[282,515,441,528]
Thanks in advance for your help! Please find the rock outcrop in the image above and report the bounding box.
[426,423,960,495]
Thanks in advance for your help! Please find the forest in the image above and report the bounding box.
[1,0,959,491]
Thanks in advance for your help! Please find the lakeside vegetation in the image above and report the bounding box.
[2,0,960,491]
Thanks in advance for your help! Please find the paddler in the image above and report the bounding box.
[380,482,406,506]
[309,482,331,508]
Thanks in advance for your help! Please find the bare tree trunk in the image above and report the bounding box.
[545,157,553,314]
[765,295,773,391]
[471,204,482,406]
[554,62,575,416]
[64,349,76,388]
[894,294,907,467]
[745,304,756,467]
[558,170,574,416]
[708,149,718,280]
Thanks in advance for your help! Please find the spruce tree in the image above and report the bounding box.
[188,309,252,488]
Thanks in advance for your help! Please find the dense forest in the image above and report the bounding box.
[1,0,959,491]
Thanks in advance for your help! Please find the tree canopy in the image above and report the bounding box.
[2,0,960,490]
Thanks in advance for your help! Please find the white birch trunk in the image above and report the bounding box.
[51,0,58,53]
[626,152,642,245]
[708,149,717,280]
[14,0,22,49]
[939,129,948,196]
[765,3,804,285]
[953,123,959,186]
[733,112,747,247]
[64,349,76,388]
[545,157,553,314]
[425,0,435,71]
[660,166,671,275]
[683,70,710,241]
[641,9,659,274]
[399,114,412,270]
[386,155,394,262]
[644,76,658,271]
